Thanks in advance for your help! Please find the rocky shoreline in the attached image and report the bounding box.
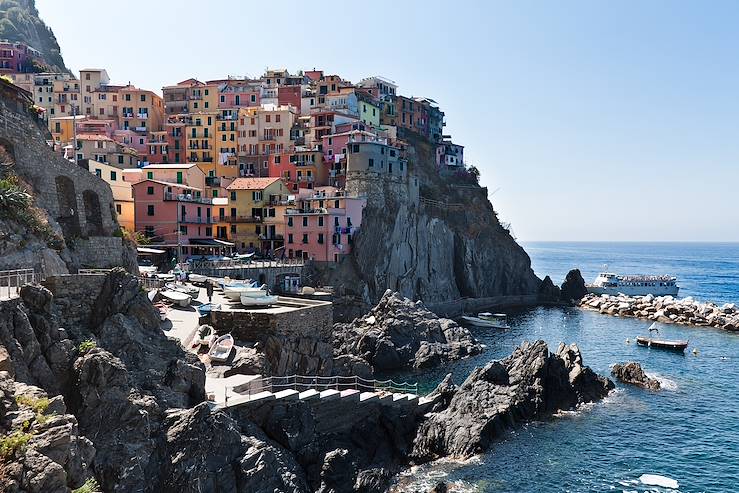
[579,293,739,331]
[0,270,615,493]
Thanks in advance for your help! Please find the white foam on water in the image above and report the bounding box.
[639,473,679,489]
[646,372,678,391]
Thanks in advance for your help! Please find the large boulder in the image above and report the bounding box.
[560,269,588,303]
[333,290,482,371]
[611,361,661,390]
[411,340,613,460]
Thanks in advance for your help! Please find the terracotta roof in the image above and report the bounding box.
[227,177,282,190]
[132,179,201,191]
[77,134,114,141]
[141,163,197,169]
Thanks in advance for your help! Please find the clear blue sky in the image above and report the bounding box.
[36,0,739,241]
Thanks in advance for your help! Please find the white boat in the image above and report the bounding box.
[188,273,208,284]
[460,312,509,329]
[156,272,176,282]
[209,334,234,362]
[223,284,262,301]
[160,289,192,307]
[587,271,679,296]
[240,293,279,306]
[138,265,158,274]
[165,282,200,296]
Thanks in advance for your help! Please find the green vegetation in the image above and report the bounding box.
[0,430,32,460]
[0,173,64,250]
[15,395,49,414]
[72,477,101,493]
[0,0,69,73]
[78,339,96,355]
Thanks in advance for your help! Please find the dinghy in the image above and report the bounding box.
[223,283,262,301]
[165,282,200,296]
[208,334,234,362]
[160,289,192,307]
[240,293,279,307]
[636,323,688,352]
[156,272,176,282]
[197,303,221,317]
[460,312,509,329]
[188,273,208,284]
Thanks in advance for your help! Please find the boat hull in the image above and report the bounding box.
[636,336,688,351]
[160,290,192,307]
[460,316,508,329]
[240,294,279,306]
[587,285,679,297]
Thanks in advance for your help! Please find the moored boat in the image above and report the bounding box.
[160,289,192,307]
[240,293,279,307]
[636,323,688,351]
[208,334,234,362]
[587,271,679,297]
[460,312,509,329]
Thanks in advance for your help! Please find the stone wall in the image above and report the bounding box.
[41,273,107,332]
[0,89,136,275]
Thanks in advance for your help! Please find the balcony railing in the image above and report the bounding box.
[164,192,212,204]
[202,156,214,162]
[220,215,263,223]
[180,216,217,224]
[134,126,147,132]
[205,176,221,186]
[137,113,149,119]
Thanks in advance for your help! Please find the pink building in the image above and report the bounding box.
[0,41,40,74]
[133,180,213,242]
[283,187,365,262]
[138,163,205,189]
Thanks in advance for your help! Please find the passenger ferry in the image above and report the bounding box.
[586,272,679,297]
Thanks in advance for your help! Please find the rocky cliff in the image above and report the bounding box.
[0,0,70,73]
[310,129,542,318]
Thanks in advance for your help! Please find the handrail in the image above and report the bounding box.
[0,269,37,300]
[221,373,418,407]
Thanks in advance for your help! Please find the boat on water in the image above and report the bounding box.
[240,293,279,307]
[587,271,679,297]
[159,289,192,307]
[460,312,509,329]
[209,334,234,362]
[636,323,688,352]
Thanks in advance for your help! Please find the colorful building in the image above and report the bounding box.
[80,159,135,231]
[226,177,289,252]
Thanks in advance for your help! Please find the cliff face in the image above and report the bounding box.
[0,0,70,73]
[312,129,541,316]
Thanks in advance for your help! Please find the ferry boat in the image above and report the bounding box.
[587,271,679,297]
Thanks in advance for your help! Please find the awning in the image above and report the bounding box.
[137,247,166,254]
[188,238,235,247]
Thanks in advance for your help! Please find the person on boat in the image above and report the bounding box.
[206,280,214,303]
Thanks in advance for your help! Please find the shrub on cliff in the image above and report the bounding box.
[0,173,64,249]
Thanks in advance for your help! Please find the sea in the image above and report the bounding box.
[391,242,739,493]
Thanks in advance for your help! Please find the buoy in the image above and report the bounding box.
[692,348,699,355]
[625,338,630,344]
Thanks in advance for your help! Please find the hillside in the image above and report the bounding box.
[0,0,69,73]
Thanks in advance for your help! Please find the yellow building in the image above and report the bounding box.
[82,159,135,231]
[226,177,288,252]
[188,82,219,113]
[186,112,216,164]
[48,114,86,144]
[118,85,165,135]
[237,104,296,157]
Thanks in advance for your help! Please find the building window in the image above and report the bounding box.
[147,205,155,216]
[180,225,187,234]
[110,171,117,181]
[147,171,153,179]
[115,204,122,214]
[302,216,308,227]
[318,233,324,244]
[302,233,308,244]
[230,225,236,233]
[368,158,374,168]
[147,186,154,195]
[318,216,324,227]
[95,169,101,178]
[230,191,236,200]
[288,233,293,244]
[288,217,293,227]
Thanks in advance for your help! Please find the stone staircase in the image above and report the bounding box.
[209,374,429,411]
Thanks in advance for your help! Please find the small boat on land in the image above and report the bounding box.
[156,272,176,282]
[460,312,509,329]
[240,293,279,307]
[188,273,208,284]
[209,334,234,362]
[223,283,262,301]
[165,282,200,296]
[197,303,221,317]
[160,289,192,307]
[636,323,688,352]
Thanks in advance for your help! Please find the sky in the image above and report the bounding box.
[35,0,739,241]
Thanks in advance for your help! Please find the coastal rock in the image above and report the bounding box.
[611,362,661,390]
[538,275,561,302]
[333,290,482,371]
[423,373,458,413]
[560,269,588,303]
[411,340,613,460]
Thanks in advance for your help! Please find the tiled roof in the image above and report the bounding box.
[133,179,201,191]
[77,134,114,141]
[227,177,282,190]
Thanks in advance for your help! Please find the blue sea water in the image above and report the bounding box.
[392,242,739,493]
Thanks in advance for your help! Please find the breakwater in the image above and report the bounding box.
[579,293,739,331]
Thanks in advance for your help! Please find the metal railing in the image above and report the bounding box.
[189,257,305,271]
[77,268,111,274]
[223,374,418,407]
[0,269,37,299]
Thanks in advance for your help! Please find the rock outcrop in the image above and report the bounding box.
[560,269,588,303]
[611,361,661,390]
[580,293,739,331]
[333,290,482,371]
[411,340,614,460]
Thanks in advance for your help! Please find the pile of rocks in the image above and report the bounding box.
[611,361,661,390]
[333,290,483,371]
[580,293,739,331]
[411,340,614,460]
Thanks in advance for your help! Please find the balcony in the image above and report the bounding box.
[202,156,214,162]
[164,192,212,204]
[137,113,149,119]
[134,126,148,132]
[217,113,238,121]
[220,215,263,223]
[180,216,217,224]
[122,112,134,118]
[205,176,221,186]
